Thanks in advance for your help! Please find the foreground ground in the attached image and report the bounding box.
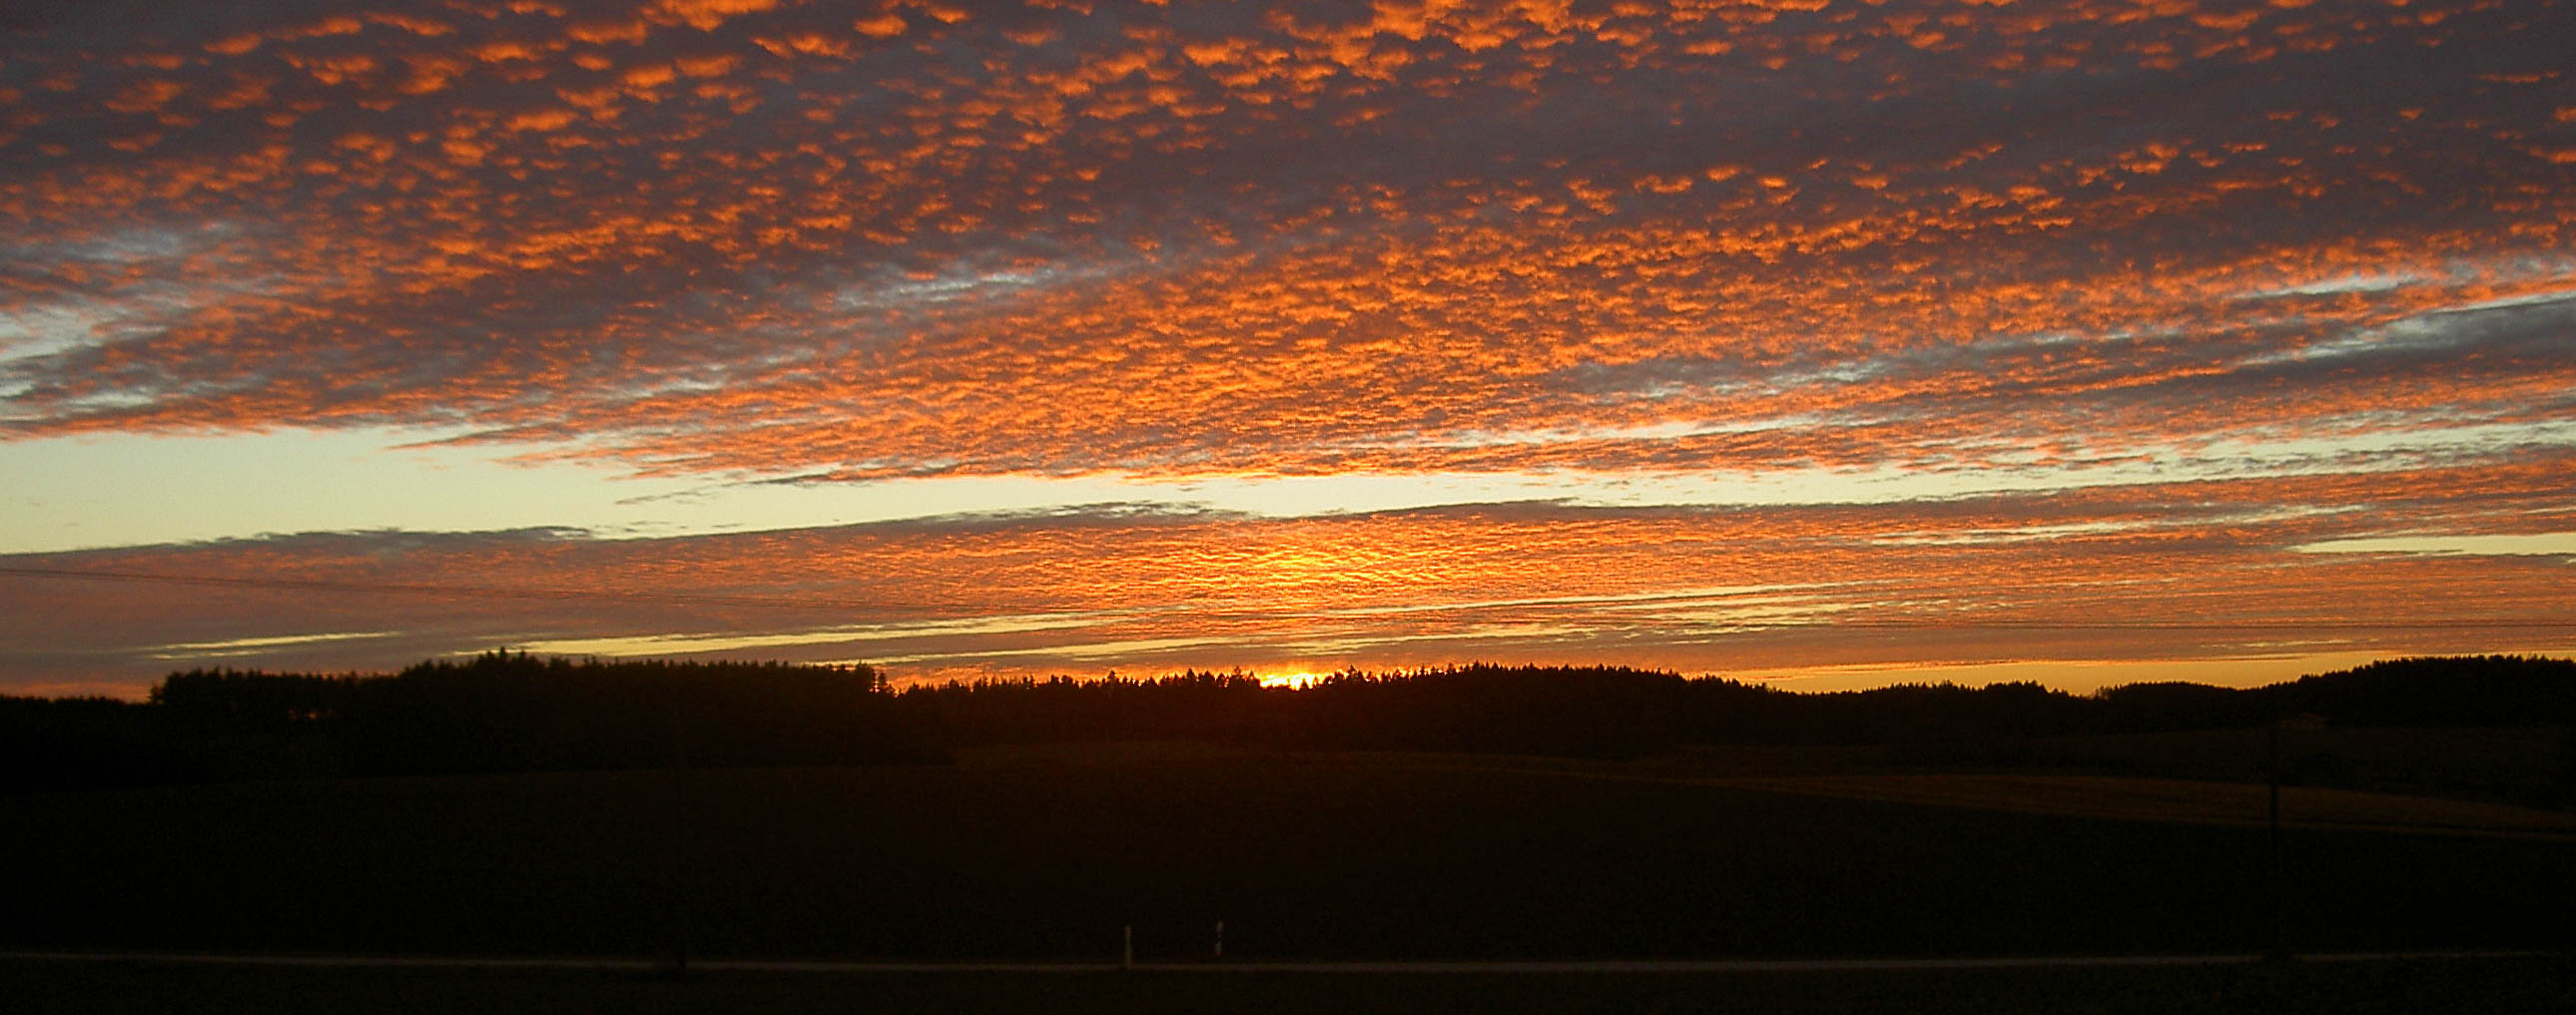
[6,952,2573,1015]
[7,741,2571,962]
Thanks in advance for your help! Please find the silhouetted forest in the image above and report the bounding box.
[4,653,2573,793]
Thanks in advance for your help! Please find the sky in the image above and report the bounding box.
[3,0,2573,698]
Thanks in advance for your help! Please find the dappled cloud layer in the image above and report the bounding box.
[4,0,2572,479]
[5,0,2574,690]
[8,461,2571,693]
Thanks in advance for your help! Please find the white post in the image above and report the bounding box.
[1213,920,1224,959]
[1122,925,1133,970]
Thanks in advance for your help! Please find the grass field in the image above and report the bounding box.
[1715,773,2576,836]
[2022,726,2572,797]
[8,744,2571,964]
[6,953,2574,1015]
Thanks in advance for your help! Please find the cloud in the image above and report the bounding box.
[0,0,2566,484]
[7,462,2571,694]
[4,1,2572,690]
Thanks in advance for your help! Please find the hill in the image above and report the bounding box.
[3,654,2571,798]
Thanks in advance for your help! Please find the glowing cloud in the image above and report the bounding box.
[2,0,2572,691]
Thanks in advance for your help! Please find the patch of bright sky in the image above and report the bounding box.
[142,630,400,661]
[0,427,1176,554]
[3,417,2570,555]
[2291,533,2576,557]
[0,224,258,397]
[0,284,235,407]
[833,263,1074,311]
[1734,646,2576,694]
[2239,283,2576,368]
[0,295,131,367]
[2235,271,2430,298]
[2226,253,2574,303]
[1864,521,2161,547]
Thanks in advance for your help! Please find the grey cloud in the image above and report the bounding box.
[3,0,2572,476]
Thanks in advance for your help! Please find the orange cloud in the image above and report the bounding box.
[1,0,2569,687]
[8,474,2570,693]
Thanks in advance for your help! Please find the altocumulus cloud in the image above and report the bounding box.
[2,0,2574,689]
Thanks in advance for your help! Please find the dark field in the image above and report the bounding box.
[8,954,2576,1015]
[6,744,2572,963]
[1921,725,2576,807]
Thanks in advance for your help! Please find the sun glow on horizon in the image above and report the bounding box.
[1259,671,1330,689]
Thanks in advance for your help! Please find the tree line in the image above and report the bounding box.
[4,652,2572,792]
